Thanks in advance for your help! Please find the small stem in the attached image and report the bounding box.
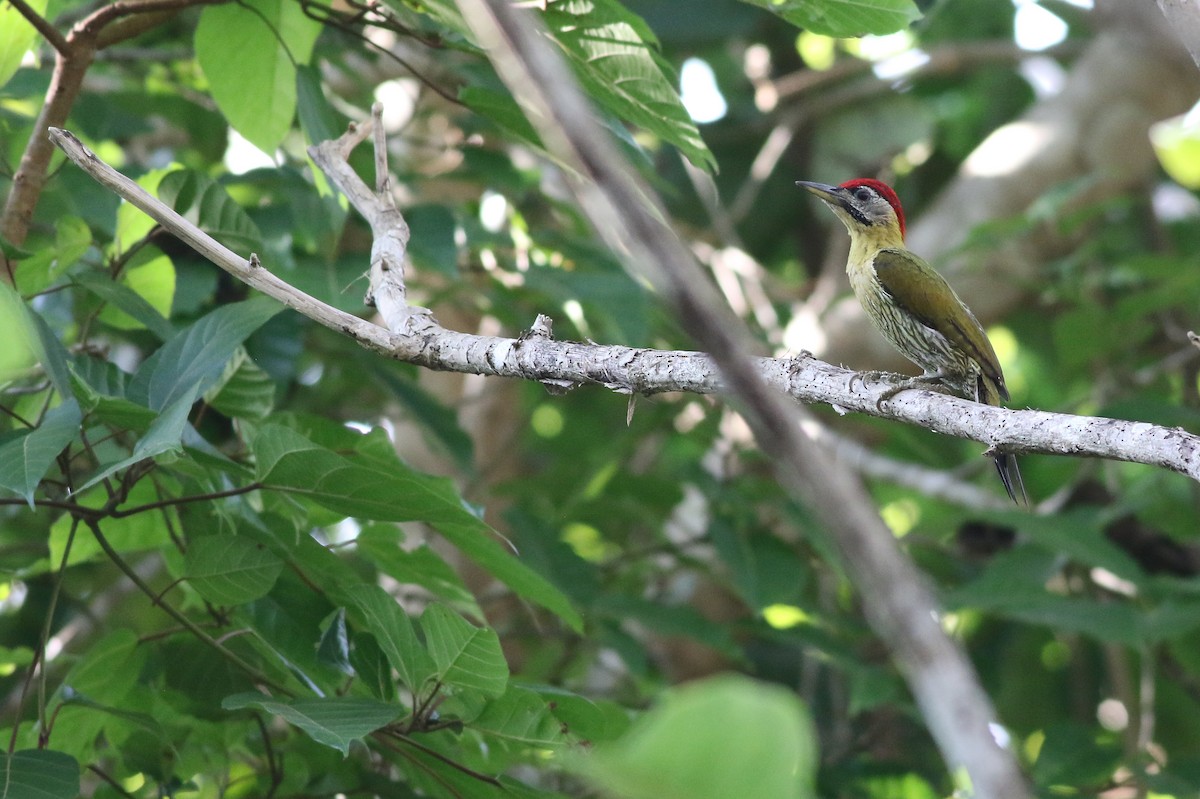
[109,482,264,518]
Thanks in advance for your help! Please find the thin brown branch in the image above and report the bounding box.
[82,516,290,694]
[108,482,264,518]
[0,0,227,262]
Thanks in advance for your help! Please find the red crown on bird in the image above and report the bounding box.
[840,178,905,238]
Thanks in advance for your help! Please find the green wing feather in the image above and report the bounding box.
[872,249,1008,401]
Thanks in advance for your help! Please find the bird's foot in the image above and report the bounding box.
[847,369,895,393]
[872,373,952,410]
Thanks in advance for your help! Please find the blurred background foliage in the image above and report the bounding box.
[3,0,1200,796]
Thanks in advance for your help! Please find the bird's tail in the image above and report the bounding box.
[994,453,1027,506]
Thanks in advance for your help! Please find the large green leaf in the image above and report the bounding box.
[356,525,482,620]
[185,535,284,605]
[0,750,79,799]
[75,380,199,492]
[421,604,508,697]
[194,0,323,153]
[0,282,37,382]
[73,268,175,340]
[0,0,45,90]
[204,348,277,421]
[471,686,565,748]
[582,674,817,799]
[543,0,714,171]
[0,400,80,505]
[13,214,91,295]
[95,251,176,333]
[128,295,282,412]
[738,0,920,37]
[343,583,436,695]
[29,306,75,399]
[391,0,713,171]
[222,693,401,755]
[253,423,582,630]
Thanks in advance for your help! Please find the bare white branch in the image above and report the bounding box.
[47,126,1200,488]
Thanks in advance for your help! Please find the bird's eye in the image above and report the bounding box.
[853,187,873,202]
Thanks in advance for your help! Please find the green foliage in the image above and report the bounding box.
[0,750,79,799]
[581,674,817,799]
[3,0,1200,797]
[194,0,324,153]
[740,0,920,37]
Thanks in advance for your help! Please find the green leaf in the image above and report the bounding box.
[459,85,543,148]
[0,0,45,90]
[62,628,142,698]
[344,583,436,695]
[0,283,37,382]
[406,204,460,278]
[542,0,714,171]
[204,348,277,420]
[30,307,75,398]
[194,0,322,153]
[739,0,920,37]
[471,686,565,748]
[350,632,396,701]
[0,400,80,506]
[356,525,483,620]
[128,296,282,412]
[296,63,342,146]
[185,535,284,605]
[76,380,199,492]
[95,252,176,333]
[253,423,582,630]
[222,693,401,755]
[317,608,353,674]
[69,367,157,432]
[582,674,817,799]
[157,169,265,253]
[1032,722,1121,789]
[0,750,79,799]
[13,214,92,295]
[421,604,508,697]
[74,269,175,341]
[405,0,712,170]
[47,482,171,568]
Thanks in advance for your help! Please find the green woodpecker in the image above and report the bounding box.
[797,178,1025,505]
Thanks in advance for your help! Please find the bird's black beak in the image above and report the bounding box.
[795,180,845,208]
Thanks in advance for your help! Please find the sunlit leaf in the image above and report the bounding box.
[739,0,920,37]
[582,674,817,799]
[195,0,322,153]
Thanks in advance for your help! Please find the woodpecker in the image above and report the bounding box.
[797,178,1025,505]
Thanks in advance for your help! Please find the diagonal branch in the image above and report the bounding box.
[451,2,1029,797]
[46,125,1200,488]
